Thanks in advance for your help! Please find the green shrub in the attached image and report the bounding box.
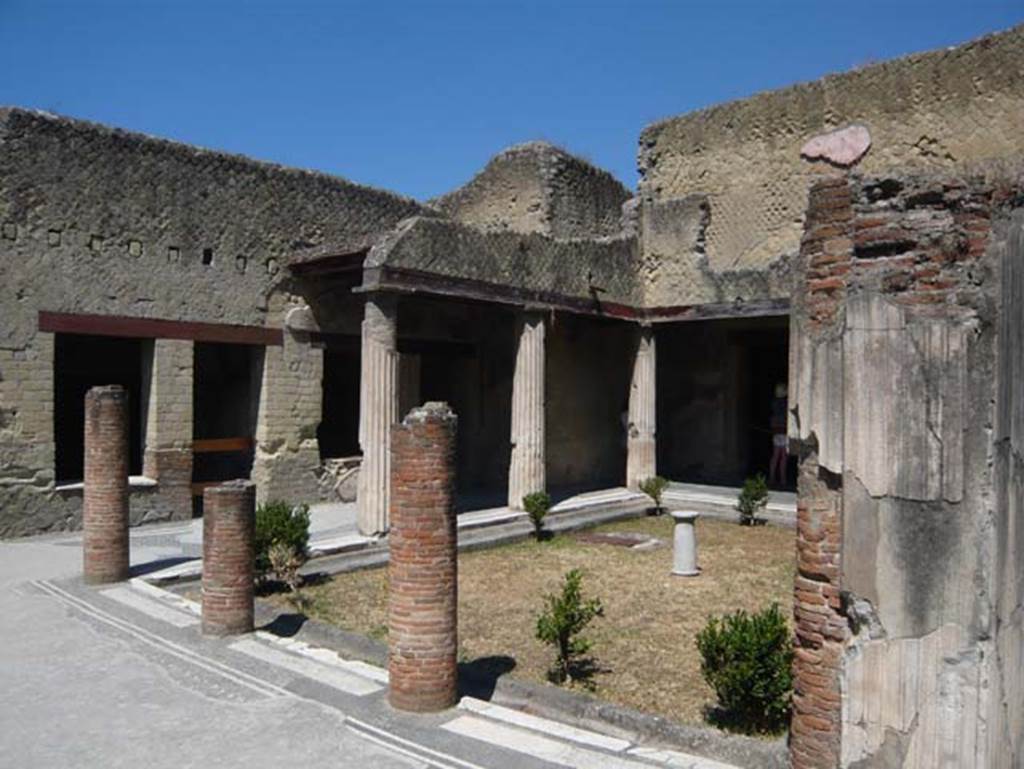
[695,603,794,734]
[522,491,552,540]
[255,501,311,583]
[638,475,670,513]
[736,474,768,526]
[536,568,604,684]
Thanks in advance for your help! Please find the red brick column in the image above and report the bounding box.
[202,480,255,636]
[83,385,130,584]
[388,402,459,712]
[790,451,846,769]
[789,177,852,769]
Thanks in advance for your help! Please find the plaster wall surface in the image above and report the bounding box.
[0,108,425,535]
[638,25,1024,305]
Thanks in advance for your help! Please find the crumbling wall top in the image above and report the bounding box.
[430,141,632,240]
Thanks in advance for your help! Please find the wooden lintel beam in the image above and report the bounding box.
[38,311,283,346]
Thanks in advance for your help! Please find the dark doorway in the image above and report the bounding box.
[319,345,361,459]
[54,334,144,482]
[545,314,634,497]
[417,337,513,507]
[657,316,792,489]
[192,342,262,505]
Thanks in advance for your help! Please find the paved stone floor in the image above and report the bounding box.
[0,531,739,769]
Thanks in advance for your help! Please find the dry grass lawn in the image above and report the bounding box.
[282,516,795,725]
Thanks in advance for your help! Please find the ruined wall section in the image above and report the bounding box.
[638,25,1024,303]
[789,169,1022,767]
[0,108,425,535]
[638,193,792,309]
[430,142,632,240]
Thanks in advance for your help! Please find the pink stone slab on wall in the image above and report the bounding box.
[800,124,872,167]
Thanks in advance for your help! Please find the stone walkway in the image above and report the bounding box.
[664,482,797,526]
[0,523,748,769]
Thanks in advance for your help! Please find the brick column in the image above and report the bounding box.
[83,385,130,584]
[388,402,458,712]
[508,310,545,509]
[790,449,845,769]
[789,177,851,769]
[626,325,656,489]
[202,480,255,636]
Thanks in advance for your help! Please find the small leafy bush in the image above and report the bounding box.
[255,501,311,583]
[736,474,768,526]
[638,475,670,514]
[536,568,604,684]
[523,491,551,540]
[695,603,794,734]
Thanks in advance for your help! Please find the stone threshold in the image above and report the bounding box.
[663,482,796,527]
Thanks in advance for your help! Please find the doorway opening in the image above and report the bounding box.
[54,333,144,482]
[657,316,791,489]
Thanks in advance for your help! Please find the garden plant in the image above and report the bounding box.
[736,474,769,526]
[536,568,604,685]
[638,475,670,515]
[522,491,552,540]
[695,602,794,734]
[254,500,311,585]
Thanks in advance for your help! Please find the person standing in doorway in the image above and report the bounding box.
[768,383,788,488]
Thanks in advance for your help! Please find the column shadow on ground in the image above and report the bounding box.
[458,655,517,700]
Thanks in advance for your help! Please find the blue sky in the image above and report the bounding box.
[1,1,1020,200]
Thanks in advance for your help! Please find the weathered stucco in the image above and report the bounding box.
[638,24,1024,303]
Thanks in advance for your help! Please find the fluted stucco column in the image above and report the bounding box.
[626,326,657,489]
[357,294,398,535]
[508,310,546,510]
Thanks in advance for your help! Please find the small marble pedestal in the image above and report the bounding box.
[670,510,700,576]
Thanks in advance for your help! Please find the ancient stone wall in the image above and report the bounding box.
[789,168,1024,767]
[430,141,631,239]
[638,25,1024,306]
[0,108,425,535]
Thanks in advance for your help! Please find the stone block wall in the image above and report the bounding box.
[789,167,1024,767]
[638,25,1024,305]
[141,339,194,522]
[0,108,425,535]
[252,324,325,506]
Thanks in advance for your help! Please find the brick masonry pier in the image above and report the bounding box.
[201,480,256,636]
[83,385,130,584]
[388,402,459,712]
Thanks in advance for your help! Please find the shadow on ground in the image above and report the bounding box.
[459,655,517,699]
[130,557,194,578]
